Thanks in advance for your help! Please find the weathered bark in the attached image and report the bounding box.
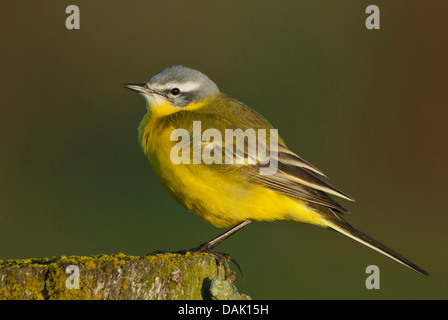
[0,252,250,300]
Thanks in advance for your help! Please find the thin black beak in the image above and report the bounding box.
[122,83,147,93]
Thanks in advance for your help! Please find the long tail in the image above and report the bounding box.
[326,220,429,276]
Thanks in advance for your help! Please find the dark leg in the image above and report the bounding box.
[152,220,253,274]
[191,220,253,252]
[188,220,253,274]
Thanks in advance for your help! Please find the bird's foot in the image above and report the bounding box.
[151,243,243,276]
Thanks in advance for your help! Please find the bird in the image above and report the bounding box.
[123,65,428,276]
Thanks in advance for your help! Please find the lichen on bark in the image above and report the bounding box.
[0,252,250,300]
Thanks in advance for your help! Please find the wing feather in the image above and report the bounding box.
[159,100,354,213]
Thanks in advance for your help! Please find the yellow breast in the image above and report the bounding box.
[138,102,327,228]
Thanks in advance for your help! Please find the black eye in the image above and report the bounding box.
[170,88,181,96]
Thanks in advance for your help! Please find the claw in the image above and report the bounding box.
[151,245,244,276]
[151,220,252,277]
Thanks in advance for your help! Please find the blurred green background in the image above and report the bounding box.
[1,1,447,299]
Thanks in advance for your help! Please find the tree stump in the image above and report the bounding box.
[0,252,250,300]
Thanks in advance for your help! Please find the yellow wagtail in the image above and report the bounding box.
[123,65,428,275]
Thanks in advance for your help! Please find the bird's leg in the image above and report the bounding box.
[187,220,253,274]
[190,220,253,252]
[153,220,253,274]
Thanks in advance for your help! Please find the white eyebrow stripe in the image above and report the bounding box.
[173,81,201,92]
[150,81,201,92]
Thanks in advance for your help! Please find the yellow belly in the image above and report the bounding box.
[161,162,328,228]
[140,112,328,228]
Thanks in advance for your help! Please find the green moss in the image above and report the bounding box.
[0,252,248,300]
[209,279,251,300]
[0,271,46,300]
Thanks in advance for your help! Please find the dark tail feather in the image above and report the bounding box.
[326,220,429,276]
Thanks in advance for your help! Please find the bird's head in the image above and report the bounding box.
[123,65,220,112]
